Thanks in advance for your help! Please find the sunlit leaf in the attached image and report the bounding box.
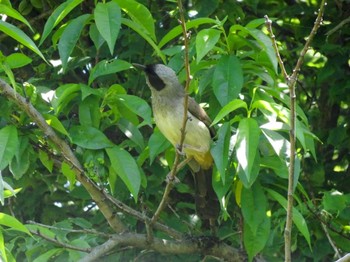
[196,29,221,62]
[212,55,243,106]
[0,213,31,235]
[235,118,260,180]
[212,99,247,126]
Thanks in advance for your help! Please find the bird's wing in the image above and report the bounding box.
[187,97,216,137]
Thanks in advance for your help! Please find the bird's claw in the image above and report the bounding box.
[176,144,185,155]
[166,174,180,184]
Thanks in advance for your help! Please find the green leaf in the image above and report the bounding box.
[237,152,260,188]
[148,129,171,164]
[9,137,30,179]
[0,213,31,235]
[0,20,46,62]
[114,0,156,41]
[244,214,270,262]
[241,182,267,235]
[78,96,101,128]
[5,53,32,69]
[89,59,132,85]
[33,248,63,262]
[322,190,347,213]
[58,14,91,72]
[44,114,70,136]
[0,230,6,262]
[235,118,260,180]
[94,1,121,55]
[212,99,247,126]
[212,55,243,106]
[0,4,33,31]
[211,122,231,184]
[266,189,311,248]
[116,94,152,126]
[106,146,141,201]
[39,150,54,173]
[122,18,165,63]
[89,23,105,50]
[118,118,145,150]
[0,125,18,170]
[260,156,288,179]
[51,83,80,114]
[70,125,113,149]
[40,0,84,45]
[261,128,290,160]
[159,18,217,49]
[196,29,221,62]
[61,162,76,190]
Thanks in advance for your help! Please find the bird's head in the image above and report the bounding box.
[133,63,182,93]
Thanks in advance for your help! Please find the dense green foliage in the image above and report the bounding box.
[0,0,349,261]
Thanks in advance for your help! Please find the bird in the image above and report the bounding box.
[134,63,220,227]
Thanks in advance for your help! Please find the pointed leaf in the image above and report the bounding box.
[0,20,46,62]
[0,126,18,170]
[212,55,243,106]
[89,59,132,85]
[212,99,247,126]
[266,189,311,248]
[235,118,260,179]
[40,0,84,45]
[94,2,121,55]
[148,129,171,163]
[106,146,141,201]
[70,125,113,149]
[196,29,221,62]
[211,122,231,184]
[114,0,156,41]
[0,213,31,235]
[241,182,267,235]
[58,14,91,72]
[0,4,33,31]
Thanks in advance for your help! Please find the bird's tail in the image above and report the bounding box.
[193,168,220,224]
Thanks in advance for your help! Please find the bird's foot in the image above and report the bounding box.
[166,174,180,184]
[175,144,185,155]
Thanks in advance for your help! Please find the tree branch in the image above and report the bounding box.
[264,1,326,261]
[80,232,244,262]
[30,229,91,253]
[0,78,126,233]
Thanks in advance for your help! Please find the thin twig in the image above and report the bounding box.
[264,1,326,261]
[30,229,91,253]
[27,220,111,237]
[151,157,193,225]
[321,222,341,259]
[149,0,192,227]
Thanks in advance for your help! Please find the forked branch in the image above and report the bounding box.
[264,1,326,261]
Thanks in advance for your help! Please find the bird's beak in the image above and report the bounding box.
[132,63,146,70]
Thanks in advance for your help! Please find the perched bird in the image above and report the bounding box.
[134,63,220,227]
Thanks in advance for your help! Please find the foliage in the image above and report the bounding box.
[0,0,349,261]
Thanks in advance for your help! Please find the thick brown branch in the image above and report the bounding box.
[80,232,244,262]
